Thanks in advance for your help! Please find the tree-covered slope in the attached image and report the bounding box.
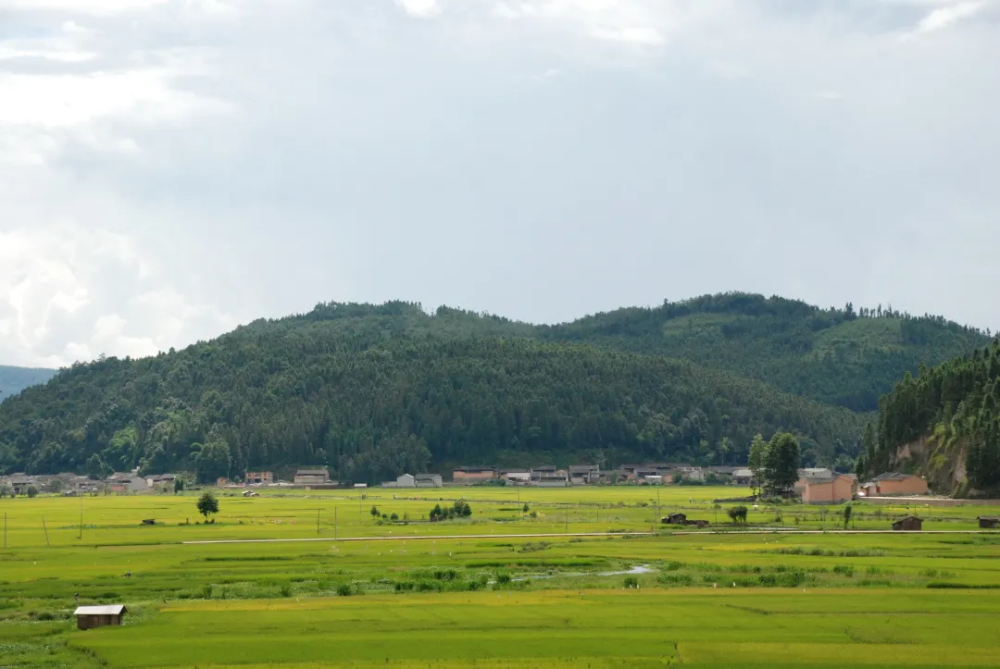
[228,294,988,415]
[536,294,989,413]
[860,339,1000,492]
[0,330,864,480]
[0,366,57,399]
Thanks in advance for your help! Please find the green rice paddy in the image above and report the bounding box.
[1,486,999,667]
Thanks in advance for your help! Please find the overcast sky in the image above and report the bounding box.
[1,0,998,367]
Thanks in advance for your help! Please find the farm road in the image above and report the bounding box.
[183,531,655,545]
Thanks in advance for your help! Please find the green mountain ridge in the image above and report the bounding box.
[0,292,987,481]
[0,366,57,399]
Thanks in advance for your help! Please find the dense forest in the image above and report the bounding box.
[247,293,988,413]
[860,339,1000,492]
[0,293,987,482]
[0,366,57,399]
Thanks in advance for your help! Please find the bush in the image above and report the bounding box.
[496,573,512,586]
[336,584,352,597]
[26,486,38,498]
[623,576,639,589]
[832,565,855,578]
[279,583,293,597]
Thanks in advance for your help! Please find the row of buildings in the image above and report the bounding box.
[453,464,750,487]
[0,471,172,495]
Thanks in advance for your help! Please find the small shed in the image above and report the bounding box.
[74,604,127,630]
[662,513,687,525]
[892,516,923,532]
[978,516,1000,529]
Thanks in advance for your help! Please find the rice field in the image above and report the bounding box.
[1,486,999,667]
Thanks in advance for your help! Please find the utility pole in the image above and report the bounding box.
[335,507,338,540]
[42,517,50,547]
[656,489,660,522]
[565,509,569,534]
[79,496,83,540]
[3,513,6,549]
[316,509,320,535]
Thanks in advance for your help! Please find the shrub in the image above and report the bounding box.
[279,583,293,597]
[336,584,352,597]
[623,576,639,589]
[26,486,38,498]
[833,565,855,578]
[496,573,512,585]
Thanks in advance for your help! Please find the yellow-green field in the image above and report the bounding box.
[2,486,999,667]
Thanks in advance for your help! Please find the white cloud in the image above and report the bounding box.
[396,0,442,19]
[0,70,228,128]
[905,0,986,37]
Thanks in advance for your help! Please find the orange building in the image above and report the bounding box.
[871,473,928,496]
[797,470,855,504]
[452,467,496,484]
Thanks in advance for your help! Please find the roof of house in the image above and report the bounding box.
[295,469,329,476]
[74,605,127,616]
[568,465,598,473]
[894,515,923,522]
[978,516,1000,521]
[415,473,441,480]
[873,472,920,482]
[454,467,494,472]
[732,468,753,477]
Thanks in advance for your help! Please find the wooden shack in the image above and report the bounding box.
[74,604,127,630]
[978,516,1000,529]
[891,516,923,532]
[662,513,687,525]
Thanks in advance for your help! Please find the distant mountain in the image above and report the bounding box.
[0,293,987,479]
[0,366,57,400]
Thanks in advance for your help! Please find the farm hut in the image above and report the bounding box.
[663,513,687,525]
[891,516,923,532]
[978,516,1000,529]
[74,605,127,630]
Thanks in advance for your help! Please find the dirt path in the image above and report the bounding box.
[183,531,655,545]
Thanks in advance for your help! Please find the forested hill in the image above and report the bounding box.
[0,366,57,399]
[0,292,984,480]
[861,338,1000,493]
[0,333,863,481]
[236,294,988,413]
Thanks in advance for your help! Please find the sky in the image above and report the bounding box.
[0,0,998,368]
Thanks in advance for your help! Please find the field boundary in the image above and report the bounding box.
[183,531,655,545]
[671,529,1000,535]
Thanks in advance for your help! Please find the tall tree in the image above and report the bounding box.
[764,432,800,496]
[748,434,767,496]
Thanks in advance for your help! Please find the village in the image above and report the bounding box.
[0,462,936,504]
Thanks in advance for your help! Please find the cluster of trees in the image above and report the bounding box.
[859,339,1000,490]
[748,432,802,497]
[429,501,473,521]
